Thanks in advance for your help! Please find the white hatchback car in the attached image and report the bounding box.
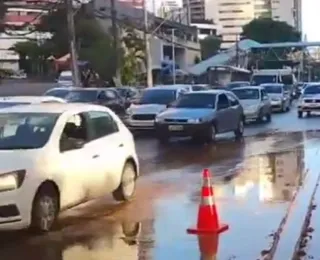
[0,96,66,108]
[0,103,139,232]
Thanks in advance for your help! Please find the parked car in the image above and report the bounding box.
[43,87,73,98]
[9,70,27,79]
[62,88,126,117]
[297,83,320,118]
[125,85,192,130]
[0,103,139,231]
[260,83,291,112]
[226,81,250,90]
[57,70,74,87]
[232,86,272,122]
[191,84,211,91]
[154,90,244,142]
[114,87,141,109]
[0,96,66,108]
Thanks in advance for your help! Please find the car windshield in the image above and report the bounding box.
[139,89,176,105]
[173,93,216,109]
[116,88,131,96]
[233,89,260,99]
[65,90,98,102]
[252,75,277,85]
[192,85,208,91]
[0,113,59,149]
[264,85,282,94]
[45,89,70,98]
[59,75,72,81]
[303,85,320,95]
[0,102,30,108]
[226,82,249,89]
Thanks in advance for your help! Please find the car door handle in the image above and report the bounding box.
[92,154,99,159]
[119,143,124,147]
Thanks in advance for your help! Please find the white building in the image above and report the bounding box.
[184,0,302,49]
[191,23,220,40]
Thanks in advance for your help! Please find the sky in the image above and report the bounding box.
[302,0,320,41]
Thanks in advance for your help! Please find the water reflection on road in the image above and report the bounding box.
[2,130,320,260]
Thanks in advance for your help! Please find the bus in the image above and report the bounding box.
[206,65,251,86]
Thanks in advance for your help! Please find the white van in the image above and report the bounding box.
[57,70,73,87]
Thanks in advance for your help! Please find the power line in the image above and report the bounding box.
[94,9,200,51]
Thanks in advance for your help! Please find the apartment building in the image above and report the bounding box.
[184,0,302,49]
[271,0,302,32]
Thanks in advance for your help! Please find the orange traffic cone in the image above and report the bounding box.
[198,234,219,260]
[187,169,229,235]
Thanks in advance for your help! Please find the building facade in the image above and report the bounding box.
[184,0,302,50]
[191,22,220,40]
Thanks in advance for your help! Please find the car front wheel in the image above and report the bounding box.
[30,184,59,232]
[204,123,217,143]
[298,111,303,118]
[234,119,244,139]
[113,162,137,202]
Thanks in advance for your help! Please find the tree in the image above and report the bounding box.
[200,36,221,60]
[10,40,52,75]
[242,18,300,43]
[79,35,116,81]
[120,27,145,84]
[194,56,201,64]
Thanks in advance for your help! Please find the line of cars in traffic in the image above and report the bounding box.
[0,80,319,233]
[40,82,300,144]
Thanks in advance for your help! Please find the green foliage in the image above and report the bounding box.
[200,36,222,60]
[120,27,145,84]
[242,18,301,43]
[79,35,116,81]
[9,4,145,81]
[194,56,201,64]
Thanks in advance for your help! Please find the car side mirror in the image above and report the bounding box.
[262,96,268,100]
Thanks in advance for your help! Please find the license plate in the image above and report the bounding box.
[168,125,183,131]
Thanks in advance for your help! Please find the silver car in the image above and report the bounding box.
[125,85,192,130]
[260,83,291,112]
[155,90,244,142]
[297,83,320,118]
[232,86,272,122]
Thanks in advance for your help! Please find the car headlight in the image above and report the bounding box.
[125,108,133,116]
[0,170,26,192]
[188,118,202,123]
[155,117,163,123]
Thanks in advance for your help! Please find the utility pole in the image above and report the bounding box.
[143,0,153,88]
[171,28,176,84]
[235,34,240,67]
[110,0,121,82]
[185,0,191,25]
[65,0,81,87]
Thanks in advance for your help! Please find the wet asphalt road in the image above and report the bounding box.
[2,81,320,259]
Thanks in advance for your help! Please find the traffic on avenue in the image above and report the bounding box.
[0,76,320,260]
